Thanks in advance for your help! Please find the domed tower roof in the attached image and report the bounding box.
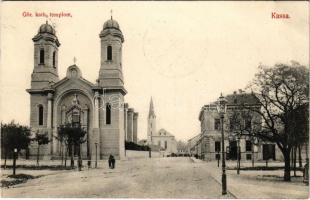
[103,18,120,30]
[32,21,60,46]
[99,17,124,42]
[38,21,56,35]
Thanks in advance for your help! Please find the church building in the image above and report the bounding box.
[26,17,138,164]
[147,98,177,155]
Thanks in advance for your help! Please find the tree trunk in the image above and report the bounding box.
[291,148,294,166]
[26,148,29,160]
[284,150,291,181]
[37,145,40,166]
[64,146,67,167]
[70,144,74,169]
[298,145,302,168]
[4,150,7,169]
[294,146,297,177]
[252,144,255,167]
[13,151,16,175]
[306,143,309,160]
[61,142,64,166]
[78,144,82,171]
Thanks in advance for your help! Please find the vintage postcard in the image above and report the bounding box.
[0,1,309,199]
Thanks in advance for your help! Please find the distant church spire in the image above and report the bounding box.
[149,97,155,118]
[147,97,156,145]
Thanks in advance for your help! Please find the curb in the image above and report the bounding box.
[190,157,238,199]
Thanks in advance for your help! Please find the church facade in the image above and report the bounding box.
[147,98,177,155]
[26,18,138,163]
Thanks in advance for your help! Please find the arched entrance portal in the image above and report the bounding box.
[55,91,93,159]
[65,94,87,156]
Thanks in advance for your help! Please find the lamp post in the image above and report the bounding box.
[236,135,240,175]
[217,93,227,195]
[251,135,258,167]
[216,152,220,167]
[95,142,98,168]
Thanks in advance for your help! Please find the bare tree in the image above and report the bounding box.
[288,103,309,176]
[54,129,67,166]
[58,124,86,170]
[244,62,309,181]
[33,131,49,166]
[229,108,251,171]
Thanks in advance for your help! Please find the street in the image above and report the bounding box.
[1,157,234,198]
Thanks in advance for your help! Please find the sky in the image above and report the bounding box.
[0,1,309,142]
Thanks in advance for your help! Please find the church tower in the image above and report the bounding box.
[98,16,125,90]
[147,97,156,145]
[97,16,126,159]
[31,21,60,89]
[27,21,60,158]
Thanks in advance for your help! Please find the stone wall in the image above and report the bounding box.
[125,150,161,159]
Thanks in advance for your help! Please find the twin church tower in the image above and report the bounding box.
[27,17,138,163]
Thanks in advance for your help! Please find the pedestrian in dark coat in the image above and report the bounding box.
[111,156,115,169]
[108,155,113,169]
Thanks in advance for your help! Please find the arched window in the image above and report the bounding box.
[107,46,112,61]
[39,49,44,64]
[52,51,56,68]
[106,103,111,124]
[38,105,43,125]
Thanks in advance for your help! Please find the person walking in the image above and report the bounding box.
[111,155,115,169]
[108,155,113,169]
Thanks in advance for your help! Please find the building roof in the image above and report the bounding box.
[208,92,260,106]
[153,128,174,137]
[38,21,56,35]
[225,92,260,106]
[103,18,120,30]
[32,21,60,47]
[99,18,124,42]
[199,91,261,120]
[148,97,156,118]
[187,133,201,143]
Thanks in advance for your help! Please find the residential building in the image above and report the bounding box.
[196,91,283,161]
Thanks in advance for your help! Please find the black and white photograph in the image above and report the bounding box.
[0,1,309,199]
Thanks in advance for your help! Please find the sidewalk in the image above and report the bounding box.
[191,158,309,199]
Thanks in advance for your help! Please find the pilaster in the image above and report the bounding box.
[127,108,134,142]
[47,92,54,156]
[91,91,100,167]
[133,112,138,143]
[124,103,128,142]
